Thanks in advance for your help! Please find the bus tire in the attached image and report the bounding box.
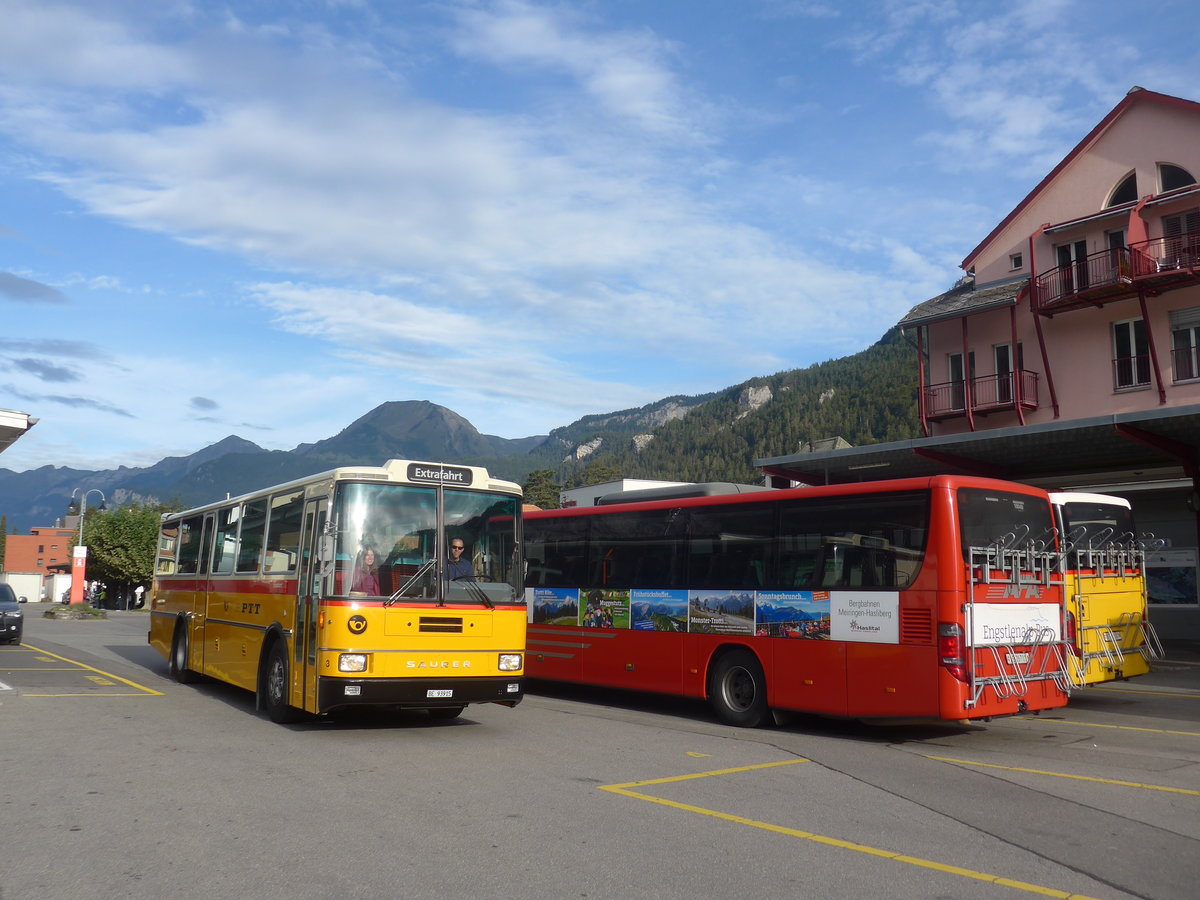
[169,623,198,684]
[262,642,303,724]
[709,648,768,727]
[427,705,465,721]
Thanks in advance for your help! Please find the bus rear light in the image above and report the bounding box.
[498,653,523,672]
[938,622,967,682]
[339,653,369,673]
[1064,610,1079,654]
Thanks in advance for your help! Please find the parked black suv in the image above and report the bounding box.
[0,583,23,644]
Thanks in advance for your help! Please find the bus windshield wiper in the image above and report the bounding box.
[386,559,436,607]
[454,577,494,609]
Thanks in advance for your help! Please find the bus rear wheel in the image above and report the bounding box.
[169,624,197,684]
[262,642,303,724]
[710,649,768,727]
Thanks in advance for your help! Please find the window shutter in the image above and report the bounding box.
[1169,305,1200,331]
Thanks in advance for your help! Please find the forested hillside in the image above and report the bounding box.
[480,327,920,486]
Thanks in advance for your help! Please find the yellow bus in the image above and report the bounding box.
[1050,492,1163,686]
[149,459,526,723]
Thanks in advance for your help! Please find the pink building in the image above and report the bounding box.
[760,88,1199,636]
[911,87,1200,434]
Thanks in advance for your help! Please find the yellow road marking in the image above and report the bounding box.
[925,755,1200,796]
[686,752,711,758]
[601,761,1101,899]
[23,696,162,700]
[18,643,163,696]
[1017,716,1200,738]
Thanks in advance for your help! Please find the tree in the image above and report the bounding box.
[568,458,622,489]
[521,469,561,510]
[0,515,6,571]
[85,502,172,607]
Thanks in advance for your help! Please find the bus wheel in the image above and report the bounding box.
[709,649,768,727]
[427,706,465,721]
[262,643,303,724]
[169,624,197,684]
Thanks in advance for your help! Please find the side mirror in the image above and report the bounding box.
[318,534,335,563]
[18,596,28,603]
[317,534,336,578]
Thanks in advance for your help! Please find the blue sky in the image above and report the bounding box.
[2,0,1198,474]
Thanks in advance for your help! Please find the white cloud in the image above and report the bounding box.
[0,0,193,93]
[450,0,695,138]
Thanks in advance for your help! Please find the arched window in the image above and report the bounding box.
[1160,163,1197,193]
[1107,172,1138,207]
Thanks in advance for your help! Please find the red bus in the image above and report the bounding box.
[524,476,1072,726]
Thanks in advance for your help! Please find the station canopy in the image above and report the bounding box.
[756,403,1200,491]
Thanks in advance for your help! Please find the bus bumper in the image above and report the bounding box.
[317,675,525,711]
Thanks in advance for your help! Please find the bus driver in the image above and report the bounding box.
[445,540,475,582]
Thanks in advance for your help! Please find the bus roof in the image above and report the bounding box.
[528,474,1051,519]
[161,458,522,521]
[595,482,773,505]
[1048,491,1131,509]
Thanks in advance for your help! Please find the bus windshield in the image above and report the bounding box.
[958,487,1055,560]
[335,482,522,604]
[1057,500,1136,550]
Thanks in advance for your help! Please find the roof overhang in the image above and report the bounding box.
[0,408,37,457]
[756,404,1200,490]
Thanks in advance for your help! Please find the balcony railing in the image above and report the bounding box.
[1031,229,1200,313]
[1172,345,1200,383]
[1113,354,1151,391]
[924,370,1040,420]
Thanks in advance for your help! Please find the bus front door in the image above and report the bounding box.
[295,499,328,713]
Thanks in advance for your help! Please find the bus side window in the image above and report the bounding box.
[779,551,818,588]
[819,547,843,588]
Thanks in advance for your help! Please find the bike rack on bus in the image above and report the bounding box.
[1063,538,1164,684]
[965,544,1072,709]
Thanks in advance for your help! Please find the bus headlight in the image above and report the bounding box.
[498,653,522,672]
[339,653,369,673]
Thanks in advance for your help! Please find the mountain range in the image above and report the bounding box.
[0,327,919,533]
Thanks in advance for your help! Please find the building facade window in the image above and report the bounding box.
[1113,318,1150,390]
[948,351,975,410]
[1108,172,1137,207]
[992,343,1023,404]
[1162,208,1200,268]
[1160,163,1196,193]
[1171,306,1200,382]
[1009,252,1023,270]
[1055,239,1090,294]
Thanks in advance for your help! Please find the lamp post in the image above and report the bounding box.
[69,488,106,606]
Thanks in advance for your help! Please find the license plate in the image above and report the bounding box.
[1005,652,1030,665]
[426,689,453,698]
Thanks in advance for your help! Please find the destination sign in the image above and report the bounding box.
[407,463,474,486]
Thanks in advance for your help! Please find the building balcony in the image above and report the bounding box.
[1031,231,1200,314]
[923,370,1040,421]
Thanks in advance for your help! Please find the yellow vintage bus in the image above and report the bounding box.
[1050,492,1163,686]
[149,460,526,723]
